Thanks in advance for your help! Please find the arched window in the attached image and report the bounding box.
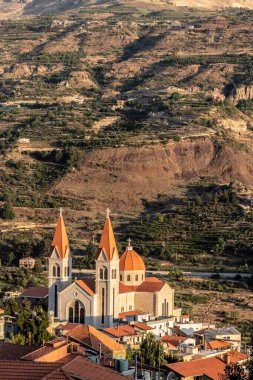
[135,275,138,281]
[69,307,73,323]
[56,264,60,277]
[74,301,79,323]
[80,308,85,324]
[53,266,56,277]
[120,274,123,281]
[127,275,130,282]
[64,267,67,277]
[67,266,70,276]
[104,268,108,280]
[100,268,103,279]
[112,269,117,279]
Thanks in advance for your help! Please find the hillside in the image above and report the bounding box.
[0,5,252,271]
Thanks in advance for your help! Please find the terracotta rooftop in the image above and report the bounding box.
[57,324,78,332]
[22,339,69,361]
[65,324,125,354]
[99,215,118,261]
[20,287,48,298]
[119,277,165,294]
[119,246,145,271]
[103,325,136,338]
[133,323,154,331]
[0,361,61,380]
[52,215,70,259]
[166,357,227,380]
[118,309,147,319]
[160,335,188,347]
[63,356,130,380]
[206,340,232,350]
[76,279,95,295]
[0,343,36,361]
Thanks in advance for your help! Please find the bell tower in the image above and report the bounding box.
[48,208,72,320]
[95,209,119,327]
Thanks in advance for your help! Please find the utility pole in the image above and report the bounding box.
[135,352,138,380]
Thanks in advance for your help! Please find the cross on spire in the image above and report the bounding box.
[59,207,63,217]
[106,208,110,218]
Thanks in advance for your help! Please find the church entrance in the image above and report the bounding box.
[67,300,85,324]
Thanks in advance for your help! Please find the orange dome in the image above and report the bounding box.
[119,246,145,271]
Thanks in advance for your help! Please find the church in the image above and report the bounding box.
[48,210,179,328]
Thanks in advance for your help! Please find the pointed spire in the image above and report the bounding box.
[52,208,70,258]
[98,209,118,261]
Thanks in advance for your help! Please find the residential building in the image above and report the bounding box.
[57,323,126,359]
[19,257,36,269]
[166,351,249,380]
[19,287,48,309]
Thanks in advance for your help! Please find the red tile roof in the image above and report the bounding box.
[0,361,61,380]
[166,357,227,380]
[63,356,129,380]
[65,324,125,354]
[134,323,154,331]
[21,339,69,361]
[0,344,36,360]
[118,309,147,319]
[20,287,48,298]
[207,340,232,350]
[119,277,165,294]
[160,335,188,347]
[76,279,95,295]
[58,324,77,332]
[103,325,136,338]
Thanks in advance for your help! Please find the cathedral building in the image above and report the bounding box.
[48,210,179,328]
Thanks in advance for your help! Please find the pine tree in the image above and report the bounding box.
[2,201,15,220]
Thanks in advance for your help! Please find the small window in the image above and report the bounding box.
[135,275,138,281]
[127,275,131,282]
[129,305,132,311]
[100,269,103,279]
[120,274,123,281]
[121,307,124,312]
[104,268,108,280]
[53,267,56,277]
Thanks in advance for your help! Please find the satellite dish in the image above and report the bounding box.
[166,372,176,380]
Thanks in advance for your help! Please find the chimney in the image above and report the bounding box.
[225,353,231,365]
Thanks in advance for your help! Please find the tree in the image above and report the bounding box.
[2,201,15,220]
[225,363,248,380]
[16,306,52,347]
[140,333,165,368]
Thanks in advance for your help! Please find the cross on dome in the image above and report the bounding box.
[127,238,133,250]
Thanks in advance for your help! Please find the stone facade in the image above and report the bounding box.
[48,211,179,328]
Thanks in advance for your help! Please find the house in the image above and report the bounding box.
[146,317,175,338]
[118,310,150,322]
[0,355,131,380]
[205,327,241,351]
[58,323,126,360]
[103,325,144,348]
[19,257,36,269]
[166,351,249,380]
[19,287,48,310]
